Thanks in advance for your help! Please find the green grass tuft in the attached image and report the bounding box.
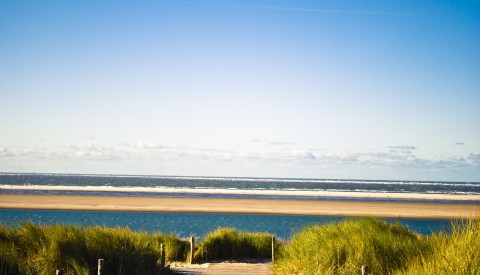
[399,218,480,275]
[274,218,428,274]
[194,227,276,262]
[0,223,172,275]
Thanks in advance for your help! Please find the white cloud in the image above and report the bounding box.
[469,152,480,164]
[0,144,124,162]
[250,139,293,146]
[269,141,293,146]
[67,144,123,161]
[137,142,166,150]
[0,147,14,158]
[1,142,477,167]
[388,145,416,154]
[81,135,98,141]
[1,141,478,180]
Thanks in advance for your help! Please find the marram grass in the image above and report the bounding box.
[0,223,177,275]
[274,218,427,274]
[193,227,277,262]
[399,218,480,275]
[1,218,479,274]
[274,218,480,275]
[0,224,275,274]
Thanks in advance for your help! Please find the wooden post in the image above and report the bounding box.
[271,236,276,263]
[361,265,369,275]
[56,270,64,275]
[190,236,195,264]
[160,243,166,267]
[98,259,104,275]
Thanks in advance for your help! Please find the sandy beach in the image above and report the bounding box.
[1,194,478,219]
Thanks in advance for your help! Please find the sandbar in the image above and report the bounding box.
[0,194,478,219]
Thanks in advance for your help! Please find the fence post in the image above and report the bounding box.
[272,236,276,264]
[56,270,64,275]
[160,243,166,267]
[98,259,104,275]
[361,265,369,275]
[190,236,195,264]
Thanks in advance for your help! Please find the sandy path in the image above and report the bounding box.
[1,194,478,218]
[170,262,271,275]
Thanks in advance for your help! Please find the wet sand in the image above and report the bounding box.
[1,194,478,218]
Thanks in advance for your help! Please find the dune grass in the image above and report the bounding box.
[2,219,478,274]
[0,224,275,274]
[274,218,480,275]
[193,227,277,262]
[274,218,427,274]
[0,223,176,274]
[399,218,480,275]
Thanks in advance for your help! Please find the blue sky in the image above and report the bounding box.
[0,0,479,181]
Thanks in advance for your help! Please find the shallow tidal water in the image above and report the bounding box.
[0,209,453,239]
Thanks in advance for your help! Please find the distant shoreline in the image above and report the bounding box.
[1,194,478,219]
[1,185,479,202]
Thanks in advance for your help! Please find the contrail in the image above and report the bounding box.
[140,0,430,17]
[225,4,424,16]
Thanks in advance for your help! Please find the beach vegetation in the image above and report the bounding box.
[1,218,479,274]
[0,223,171,275]
[193,227,278,262]
[274,218,426,274]
[399,218,480,275]
[274,218,480,275]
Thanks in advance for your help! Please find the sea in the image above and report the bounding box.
[1,173,479,239]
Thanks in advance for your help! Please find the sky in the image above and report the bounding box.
[0,0,479,181]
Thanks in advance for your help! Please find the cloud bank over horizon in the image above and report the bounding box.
[1,137,478,181]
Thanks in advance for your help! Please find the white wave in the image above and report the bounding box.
[2,173,479,187]
[1,184,479,201]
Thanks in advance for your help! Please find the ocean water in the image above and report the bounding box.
[1,173,479,198]
[0,209,453,239]
[1,173,478,238]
